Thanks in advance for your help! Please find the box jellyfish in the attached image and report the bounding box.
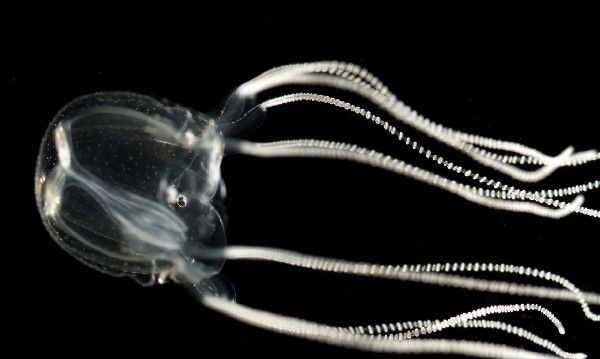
[35,62,600,359]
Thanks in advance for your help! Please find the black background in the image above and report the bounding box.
[6,2,599,358]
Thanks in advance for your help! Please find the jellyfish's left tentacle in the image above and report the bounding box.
[235,62,598,179]
[202,295,562,359]
[221,246,600,321]
[254,92,600,203]
[345,319,585,359]
[230,138,584,218]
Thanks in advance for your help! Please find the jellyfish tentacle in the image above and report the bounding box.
[249,72,595,180]
[236,62,598,178]
[517,195,598,219]
[233,138,600,219]
[255,92,600,201]
[231,138,585,218]
[244,72,592,182]
[218,62,384,133]
[346,319,585,359]
[461,147,598,168]
[245,61,387,97]
[247,61,594,169]
[202,295,561,359]
[455,320,585,359]
[248,61,539,162]
[246,60,576,167]
[533,181,600,200]
[222,246,600,321]
[357,303,566,335]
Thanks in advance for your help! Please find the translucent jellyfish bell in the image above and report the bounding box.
[35,92,229,290]
[35,62,600,359]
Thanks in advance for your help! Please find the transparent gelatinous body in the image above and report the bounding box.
[35,92,228,286]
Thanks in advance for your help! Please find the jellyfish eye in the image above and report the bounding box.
[176,195,188,208]
[35,92,227,284]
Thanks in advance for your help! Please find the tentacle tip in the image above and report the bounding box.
[546,146,575,166]
[553,195,585,218]
[571,195,585,208]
